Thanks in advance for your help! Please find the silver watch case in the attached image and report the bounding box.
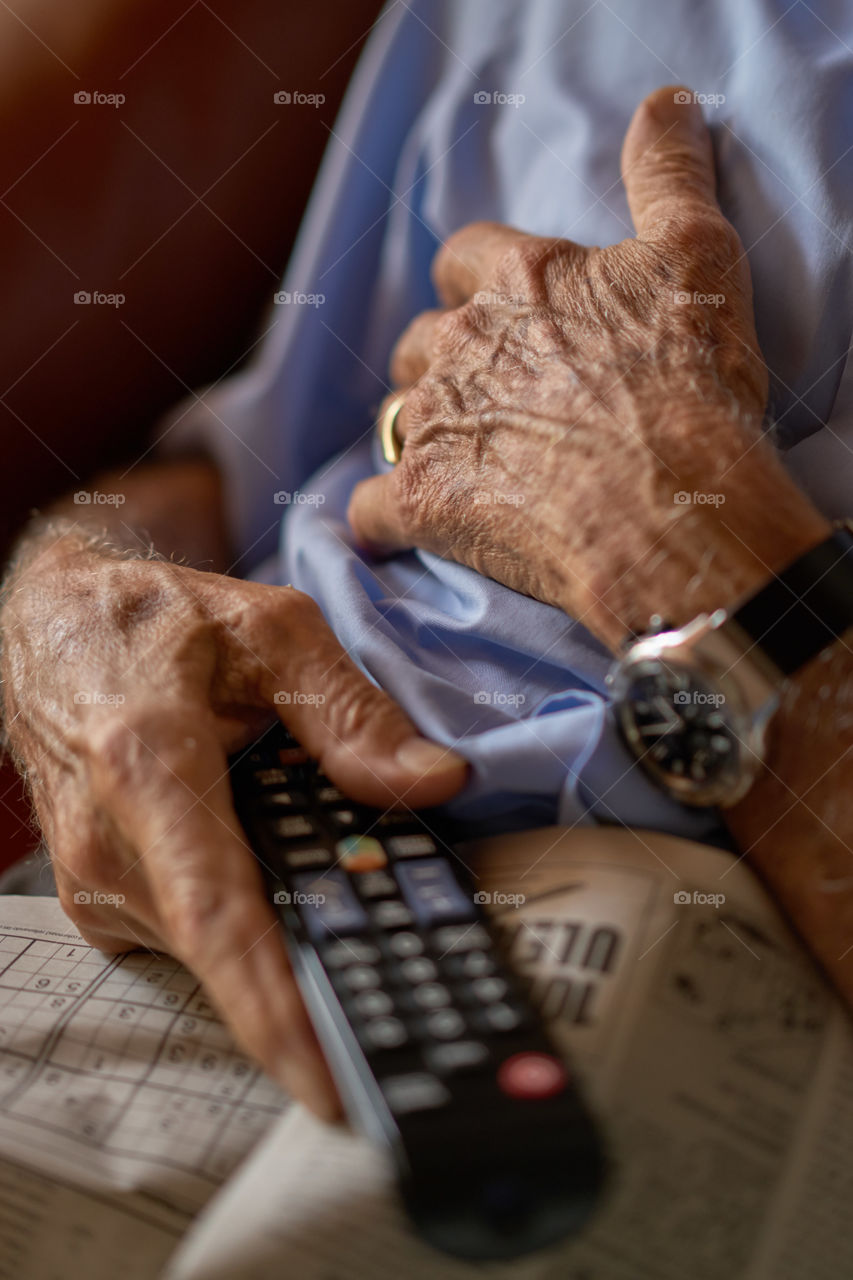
[608,610,781,807]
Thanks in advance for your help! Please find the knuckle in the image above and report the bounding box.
[264,586,327,648]
[326,669,391,744]
[85,704,205,807]
[437,221,496,274]
[494,236,577,307]
[664,208,741,266]
[661,213,749,318]
[262,583,318,622]
[659,210,705,251]
[86,718,142,798]
[160,875,230,963]
[431,307,475,354]
[495,236,554,291]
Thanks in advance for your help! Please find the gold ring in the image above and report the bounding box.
[378,393,406,465]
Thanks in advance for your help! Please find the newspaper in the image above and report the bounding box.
[0,897,287,1278]
[0,826,850,1278]
[166,827,853,1280]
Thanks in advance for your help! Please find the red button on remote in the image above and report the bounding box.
[497,1052,568,1100]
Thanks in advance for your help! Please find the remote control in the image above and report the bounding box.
[230,724,606,1260]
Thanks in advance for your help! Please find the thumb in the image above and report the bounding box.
[286,662,470,811]
[347,472,414,556]
[264,591,468,809]
[620,85,719,238]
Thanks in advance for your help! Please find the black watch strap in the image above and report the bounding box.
[731,525,853,677]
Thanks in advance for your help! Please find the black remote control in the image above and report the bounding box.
[230,724,606,1260]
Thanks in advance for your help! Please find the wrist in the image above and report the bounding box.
[726,628,853,1004]
[565,410,831,649]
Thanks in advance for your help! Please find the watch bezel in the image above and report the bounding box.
[609,614,779,807]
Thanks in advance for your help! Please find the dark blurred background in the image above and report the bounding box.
[0,0,382,866]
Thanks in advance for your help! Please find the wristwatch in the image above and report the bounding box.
[607,522,853,807]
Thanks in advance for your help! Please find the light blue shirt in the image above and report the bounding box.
[162,0,853,838]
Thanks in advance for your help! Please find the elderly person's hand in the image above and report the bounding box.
[354,86,853,1013]
[0,525,466,1119]
[348,86,827,650]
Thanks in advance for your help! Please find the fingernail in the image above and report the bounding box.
[395,738,466,776]
[664,92,706,136]
[648,88,702,132]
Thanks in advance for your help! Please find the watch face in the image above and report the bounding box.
[613,659,745,804]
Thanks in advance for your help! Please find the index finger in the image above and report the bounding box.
[89,707,340,1120]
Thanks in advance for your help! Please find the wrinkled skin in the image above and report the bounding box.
[349,87,825,647]
[1,542,466,1118]
[1,88,841,1127]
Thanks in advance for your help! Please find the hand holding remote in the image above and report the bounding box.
[0,528,468,1119]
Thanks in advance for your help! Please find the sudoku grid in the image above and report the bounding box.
[0,932,286,1182]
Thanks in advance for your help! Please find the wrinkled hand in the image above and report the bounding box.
[0,533,466,1118]
[349,87,824,648]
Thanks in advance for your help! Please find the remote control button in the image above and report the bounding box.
[352,870,398,900]
[290,870,368,941]
[352,989,395,1019]
[336,836,388,872]
[358,1017,409,1052]
[330,809,359,832]
[394,859,477,928]
[315,784,346,805]
[385,931,424,959]
[380,1072,450,1115]
[253,768,293,789]
[278,746,309,767]
[497,1052,568,1100]
[425,1040,491,1076]
[341,965,382,993]
[272,814,322,841]
[369,901,415,931]
[398,956,438,985]
[423,1009,466,1041]
[385,834,438,859]
[260,790,309,811]
[374,811,419,830]
[409,983,452,1011]
[441,950,496,980]
[321,939,381,969]
[431,924,492,955]
[469,977,509,1004]
[470,1003,527,1035]
[281,847,333,871]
